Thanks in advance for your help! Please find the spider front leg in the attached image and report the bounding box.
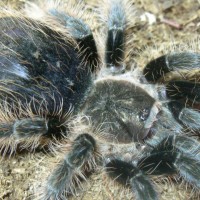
[144,52,200,131]
[144,52,200,104]
[144,52,200,103]
[143,52,200,83]
[144,52,200,105]
[43,133,97,200]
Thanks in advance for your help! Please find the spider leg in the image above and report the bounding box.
[166,80,200,102]
[0,114,69,156]
[43,133,97,199]
[47,8,99,71]
[143,51,200,131]
[138,135,200,188]
[105,0,126,73]
[106,159,158,200]
[0,117,47,156]
[168,101,200,131]
[143,52,200,83]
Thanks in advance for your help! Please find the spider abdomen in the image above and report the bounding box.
[0,16,93,115]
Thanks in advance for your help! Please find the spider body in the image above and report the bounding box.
[0,0,200,200]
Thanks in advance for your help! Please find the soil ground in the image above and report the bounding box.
[0,0,200,200]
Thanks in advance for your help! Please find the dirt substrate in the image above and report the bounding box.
[0,0,200,200]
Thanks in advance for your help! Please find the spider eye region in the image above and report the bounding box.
[138,108,150,121]
[82,78,157,143]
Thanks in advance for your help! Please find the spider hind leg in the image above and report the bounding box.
[43,133,97,199]
[106,159,158,200]
[47,8,99,71]
[0,115,69,156]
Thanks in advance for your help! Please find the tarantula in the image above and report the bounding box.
[1,0,200,199]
